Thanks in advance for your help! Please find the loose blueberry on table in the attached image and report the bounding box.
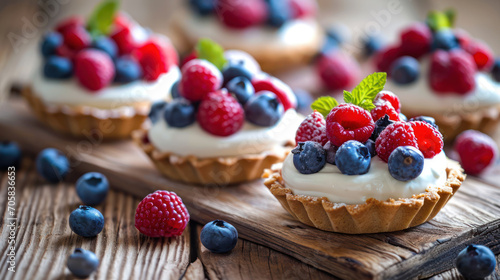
[0,141,22,170]
[455,244,496,279]
[35,148,69,183]
[67,248,99,279]
[200,220,238,254]
[75,172,109,206]
[69,205,105,238]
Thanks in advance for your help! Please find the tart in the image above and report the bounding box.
[170,0,323,73]
[371,10,500,142]
[133,40,302,185]
[25,4,179,139]
[263,73,465,234]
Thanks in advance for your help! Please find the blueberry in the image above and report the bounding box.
[323,141,337,165]
[491,58,500,82]
[335,140,371,175]
[0,141,22,170]
[225,77,254,105]
[294,89,313,115]
[388,146,424,181]
[362,35,384,57]
[244,91,284,127]
[171,80,181,99]
[92,36,118,59]
[43,56,73,79]
[265,0,291,28]
[399,113,408,122]
[189,0,215,16]
[114,56,142,83]
[40,32,62,57]
[319,37,339,56]
[200,220,238,253]
[370,114,394,141]
[390,56,420,85]
[76,172,109,206]
[148,101,168,124]
[432,29,459,51]
[163,99,196,128]
[364,139,376,157]
[292,141,326,174]
[67,248,99,278]
[222,63,253,86]
[326,24,351,45]
[409,116,438,130]
[35,148,69,183]
[456,244,496,279]
[69,205,104,237]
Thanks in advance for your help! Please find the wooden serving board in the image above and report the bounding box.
[1,97,500,280]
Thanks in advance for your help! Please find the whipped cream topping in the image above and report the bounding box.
[281,151,449,205]
[32,66,180,109]
[148,109,303,158]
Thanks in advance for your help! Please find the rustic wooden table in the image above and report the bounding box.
[1,0,500,279]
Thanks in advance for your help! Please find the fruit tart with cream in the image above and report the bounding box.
[171,0,323,73]
[25,1,179,139]
[133,39,302,185]
[372,10,500,141]
[263,72,465,234]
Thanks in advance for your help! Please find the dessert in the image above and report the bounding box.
[371,10,500,141]
[263,73,465,234]
[25,2,179,139]
[133,39,302,185]
[171,0,323,73]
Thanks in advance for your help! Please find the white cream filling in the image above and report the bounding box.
[281,151,448,205]
[148,109,303,158]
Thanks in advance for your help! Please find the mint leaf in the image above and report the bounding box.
[87,0,120,36]
[343,90,353,104]
[426,10,453,31]
[444,9,456,27]
[311,96,338,117]
[343,72,386,111]
[196,38,227,70]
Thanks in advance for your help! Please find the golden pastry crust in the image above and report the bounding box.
[263,160,465,234]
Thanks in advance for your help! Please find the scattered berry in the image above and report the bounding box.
[373,91,400,113]
[222,63,253,86]
[289,0,317,18]
[216,0,267,29]
[41,32,63,57]
[110,25,137,55]
[135,37,177,81]
[76,172,109,206]
[74,50,115,91]
[198,91,244,136]
[244,91,284,127]
[335,140,371,175]
[326,104,375,147]
[400,22,432,58]
[374,45,401,73]
[55,16,84,33]
[67,248,99,279]
[69,205,104,237]
[316,52,360,91]
[43,56,73,79]
[362,35,384,57]
[92,36,118,59]
[200,220,238,253]
[370,114,395,141]
[464,41,495,71]
[252,75,297,111]
[135,190,190,237]
[364,139,376,157]
[371,101,401,122]
[225,76,254,105]
[163,98,196,128]
[62,25,91,51]
[295,111,328,146]
[492,58,500,82]
[429,49,476,94]
[180,59,222,102]
[189,0,216,16]
[114,56,143,83]
[388,146,424,181]
[454,130,498,175]
[292,141,326,174]
[409,116,438,130]
[148,101,168,124]
[323,141,338,165]
[432,29,459,51]
[390,56,420,85]
[35,148,69,183]
[265,0,291,28]
[455,245,496,279]
[0,141,22,170]
[375,122,418,163]
[410,121,443,158]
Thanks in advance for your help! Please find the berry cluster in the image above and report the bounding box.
[149,40,297,137]
[40,13,177,91]
[293,73,444,181]
[373,11,497,93]
[189,0,317,29]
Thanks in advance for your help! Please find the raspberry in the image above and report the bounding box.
[55,16,84,33]
[455,29,471,48]
[62,26,91,51]
[325,104,375,147]
[55,44,77,60]
[454,130,498,175]
[375,122,418,162]
[113,12,132,30]
[180,59,222,102]
[180,50,197,68]
[374,45,401,73]
[74,49,115,91]
[399,22,432,59]
[430,49,476,95]
[410,121,443,158]
[110,25,137,55]
[135,190,190,237]
[197,91,244,136]
[316,52,360,91]
[371,101,401,122]
[216,0,267,29]
[374,90,400,113]
[289,0,317,18]
[135,37,177,81]
[295,111,328,146]
[252,75,297,111]
[464,41,494,71]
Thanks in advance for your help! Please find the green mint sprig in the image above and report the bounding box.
[426,9,455,32]
[196,38,227,70]
[87,0,120,36]
[311,96,338,118]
